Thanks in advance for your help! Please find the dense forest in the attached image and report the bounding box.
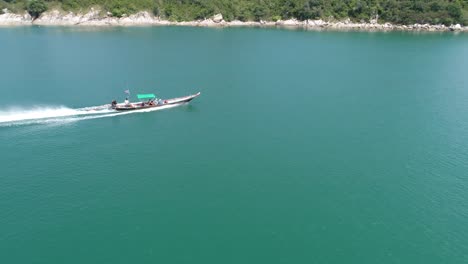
[1,0,467,25]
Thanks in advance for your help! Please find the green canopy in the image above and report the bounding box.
[137,94,156,99]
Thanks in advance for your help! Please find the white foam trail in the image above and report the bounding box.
[0,105,110,127]
[61,103,182,122]
[0,103,185,127]
[0,105,111,123]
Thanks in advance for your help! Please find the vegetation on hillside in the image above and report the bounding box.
[1,0,467,25]
[27,0,47,18]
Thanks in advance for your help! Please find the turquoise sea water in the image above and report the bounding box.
[1,27,468,263]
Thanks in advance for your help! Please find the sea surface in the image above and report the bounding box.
[1,26,468,263]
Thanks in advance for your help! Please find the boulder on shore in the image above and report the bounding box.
[449,24,462,31]
[213,14,223,23]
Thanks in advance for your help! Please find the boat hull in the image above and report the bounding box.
[112,92,200,111]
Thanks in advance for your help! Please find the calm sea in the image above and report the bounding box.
[1,26,468,263]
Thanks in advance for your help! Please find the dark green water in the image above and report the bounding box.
[1,27,468,263]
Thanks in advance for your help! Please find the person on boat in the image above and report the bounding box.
[111,100,117,108]
[124,97,129,105]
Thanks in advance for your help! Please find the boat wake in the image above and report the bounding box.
[0,103,183,127]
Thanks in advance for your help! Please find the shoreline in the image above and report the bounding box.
[1,9,467,32]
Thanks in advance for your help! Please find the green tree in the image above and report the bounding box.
[429,1,442,12]
[447,3,462,20]
[27,0,47,18]
[253,5,266,21]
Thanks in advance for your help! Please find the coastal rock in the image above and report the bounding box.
[0,12,32,25]
[282,19,300,26]
[176,21,196,26]
[212,13,223,23]
[449,24,462,31]
[228,20,245,26]
[383,23,392,29]
[62,12,81,24]
[33,9,106,25]
[77,9,116,26]
[155,20,172,26]
[309,19,325,27]
[276,19,301,26]
[331,22,343,28]
[197,18,228,27]
[0,10,466,32]
[120,11,155,25]
[81,9,101,22]
[226,20,259,27]
[35,10,72,25]
[198,19,215,26]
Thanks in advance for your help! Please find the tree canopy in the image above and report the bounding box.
[27,0,47,18]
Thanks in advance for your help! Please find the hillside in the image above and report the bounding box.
[1,0,467,26]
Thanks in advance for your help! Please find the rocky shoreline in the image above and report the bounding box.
[1,9,467,32]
